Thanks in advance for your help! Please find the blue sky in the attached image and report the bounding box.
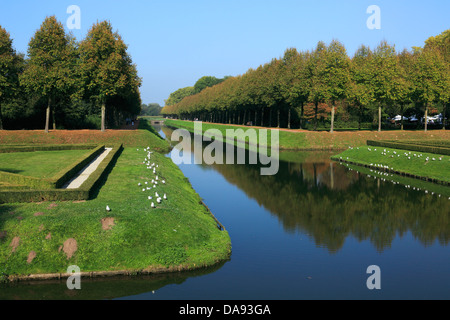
[1,0,449,106]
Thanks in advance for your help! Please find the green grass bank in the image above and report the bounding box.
[164,119,450,151]
[0,124,231,281]
[332,146,450,185]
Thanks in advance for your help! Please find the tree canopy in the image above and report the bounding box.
[0,18,141,131]
[162,30,449,132]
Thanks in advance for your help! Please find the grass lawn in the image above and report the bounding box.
[165,119,450,151]
[0,124,231,280]
[0,149,93,179]
[332,146,450,184]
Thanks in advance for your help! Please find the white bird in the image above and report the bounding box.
[155,192,159,198]
[138,183,141,186]
[163,193,167,200]
[157,197,161,203]
[106,205,111,212]
[142,188,146,192]
[148,196,152,200]
[151,202,155,208]
[162,180,165,184]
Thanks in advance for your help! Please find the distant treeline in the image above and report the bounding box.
[162,30,450,132]
[0,16,141,131]
[140,103,163,117]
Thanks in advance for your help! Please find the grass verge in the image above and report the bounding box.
[165,119,450,151]
[332,146,450,185]
[0,146,231,280]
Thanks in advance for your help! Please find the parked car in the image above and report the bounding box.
[393,115,409,122]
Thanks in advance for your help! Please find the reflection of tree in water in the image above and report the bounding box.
[208,158,450,254]
[162,126,450,253]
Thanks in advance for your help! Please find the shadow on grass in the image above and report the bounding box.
[0,168,24,174]
[87,147,124,201]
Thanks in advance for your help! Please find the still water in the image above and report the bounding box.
[1,125,449,300]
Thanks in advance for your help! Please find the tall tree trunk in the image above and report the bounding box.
[314,102,318,131]
[269,108,272,127]
[400,104,404,131]
[101,100,106,132]
[443,103,447,130]
[277,107,280,128]
[424,104,428,132]
[52,108,56,130]
[45,96,51,133]
[299,102,304,129]
[378,103,382,132]
[0,105,3,130]
[330,104,335,133]
[254,109,257,126]
[261,108,264,127]
[358,104,362,130]
[288,108,291,129]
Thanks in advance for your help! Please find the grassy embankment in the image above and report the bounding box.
[332,146,450,185]
[164,119,450,151]
[0,120,231,281]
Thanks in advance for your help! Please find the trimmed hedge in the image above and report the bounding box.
[0,144,99,153]
[367,140,450,156]
[0,189,89,203]
[0,171,55,190]
[0,144,123,203]
[393,140,450,147]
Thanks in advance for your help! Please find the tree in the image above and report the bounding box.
[164,86,195,106]
[20,16,77,133]
[308,41,329,130]
[79,20,141,132]
[0,26,23,130]
[193,76,225,94]
[396,49,415,130]
[281,48,310,129]
[424,29,450,129]
[370,41,401,132]
[140,103,162,116]
[324,40,351,133]
[349,45,375,130]
[411,47,449,132]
